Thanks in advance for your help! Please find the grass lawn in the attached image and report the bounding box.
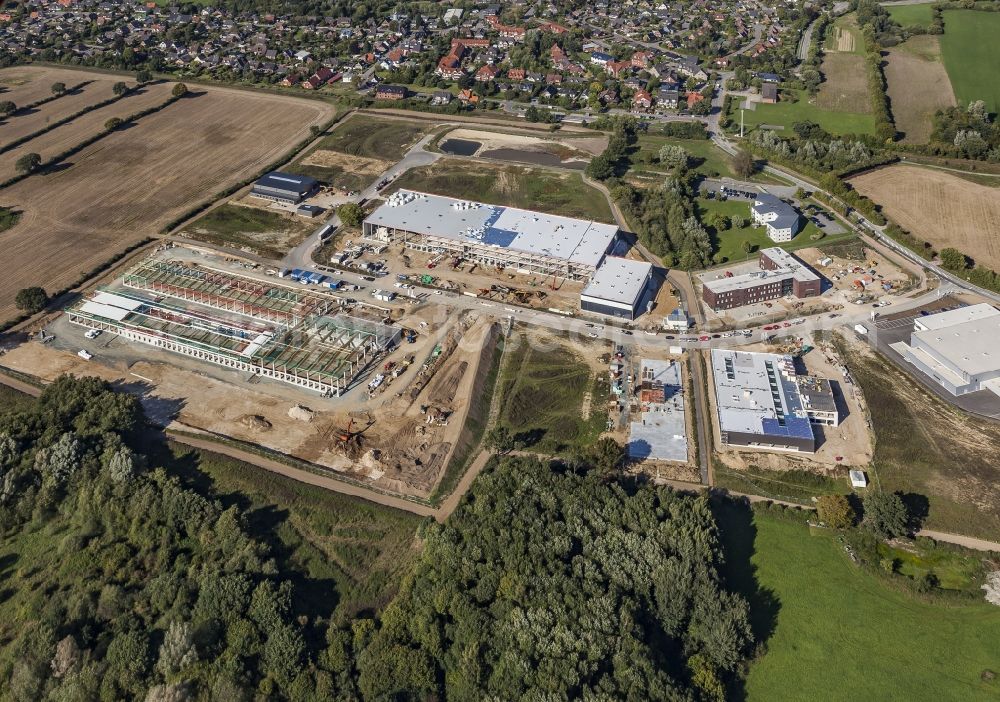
[735,88,876,136]
[495,330,608,453]
[169,444,423,618]
[940,10,1000,113]
[183,203,312,258]
[390,158,615,222]
[311,115,430,161]
[889,2,937,28]
[631,135,738,179]
[836,337,1000,540]
[695,196,854,264]
[716,503,1000,702]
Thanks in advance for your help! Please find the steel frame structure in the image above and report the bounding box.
[68,260,400,395]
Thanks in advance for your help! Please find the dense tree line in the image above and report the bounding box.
[355,455,752,700]
[0,377,338,699]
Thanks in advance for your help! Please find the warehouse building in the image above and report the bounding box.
[711,349,839,452]
[891,303,1000,396]
[251,172,320,204]
[702,247,821,311]
[751,193,801,242]
[363,190,620,281]
[580,257,652,320]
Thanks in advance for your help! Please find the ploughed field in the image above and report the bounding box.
[849,164,1000,271]
[0,71,332,320]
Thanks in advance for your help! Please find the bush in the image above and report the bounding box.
[14,286,48,314]
[172,83,189,98]
[14,152,41,174]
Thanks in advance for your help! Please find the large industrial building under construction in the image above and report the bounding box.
[363,190,620,282]
[67,258,399,396]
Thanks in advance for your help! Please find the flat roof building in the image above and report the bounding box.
[890,303,1000,396]
[580,257,652,320]
[711,349,839,453]
[251,172,319,204]
[363,189,620,281]
[703,247,821,311]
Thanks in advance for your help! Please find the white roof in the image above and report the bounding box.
[92,291,144,311]
[366,190,618,268]
[910,305,1000,377]
[581,257,652,305]
[79,300,131,322]
[912,303,999,331]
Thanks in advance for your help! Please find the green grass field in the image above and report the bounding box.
[312,115,429,161]
[169,444,423,618]
[735,89,876,136]
[940,11,1000,113]
[390,158,615,222]
[695,197,853,264]
[183,203,312,258]
[837,337,1000,540]
[495,331,608,453]
[632,135,739,179]
[889,2,936,28]
[717,504,1000,702]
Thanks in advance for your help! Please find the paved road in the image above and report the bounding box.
[797,19,817,62]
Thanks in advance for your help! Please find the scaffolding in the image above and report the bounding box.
[69,260,401,396]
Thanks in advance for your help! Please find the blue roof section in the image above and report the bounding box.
[254,171,318,193]
[760,415,814,440]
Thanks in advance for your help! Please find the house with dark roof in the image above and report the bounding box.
[751,193,800,242]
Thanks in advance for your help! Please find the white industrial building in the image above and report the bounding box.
[890,303,1000,396]
[363,190,620,281]
[751,193,801,242]
[364,190,660,320]
[710,349,839,453]
[580,257,652,320]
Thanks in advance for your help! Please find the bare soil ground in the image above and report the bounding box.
[0,309,496,499]
[886,36,957,143]
[817,52,871,113]
[850,164,1000,270]
[443,127,607,157]
[299,149,390,179]
[0,82,174,180]
[0,86,332,320]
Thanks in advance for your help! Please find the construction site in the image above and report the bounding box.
[66,257,400,396]
[0,245,508,499]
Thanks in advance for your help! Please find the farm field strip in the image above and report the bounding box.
[0,82,174,181]
[885,36,957,144]
[0,66,106,109]
[0,82,332,320]
[0,77,121,145]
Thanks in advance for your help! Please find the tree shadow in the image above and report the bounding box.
[513,427,546,447]
[710,497,781,702]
